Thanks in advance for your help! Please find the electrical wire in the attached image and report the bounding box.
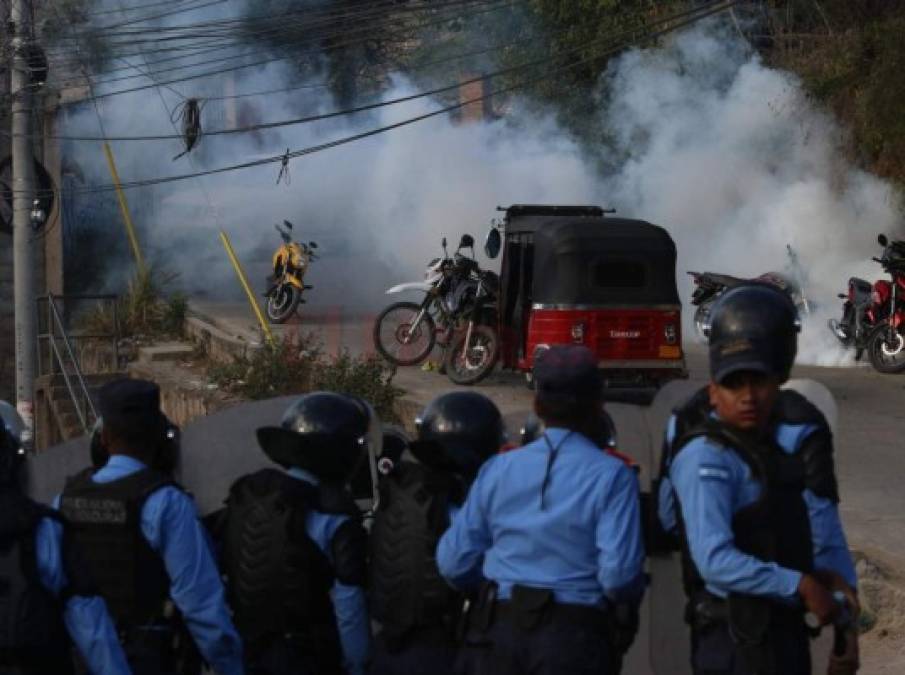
[35,0,740,196]
[40,0,505,69]
[70,0,202,19]
[25,1,716,143]
[45,0,519,92]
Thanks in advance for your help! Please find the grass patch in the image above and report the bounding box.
[208,334,404,423]
[78,268,188,341]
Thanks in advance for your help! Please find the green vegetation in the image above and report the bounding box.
[762,1,905,189]
[79,268,188,341]
[208,335,404,423]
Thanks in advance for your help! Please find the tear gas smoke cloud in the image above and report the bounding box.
[594,23,901,366]
[61,13,900,365]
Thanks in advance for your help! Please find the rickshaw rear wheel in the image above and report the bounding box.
[444,325,499,385]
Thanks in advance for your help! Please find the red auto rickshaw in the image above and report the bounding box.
[484,204,687,393]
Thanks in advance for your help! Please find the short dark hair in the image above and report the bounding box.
[535,395,599,430]
[103,417,162,462]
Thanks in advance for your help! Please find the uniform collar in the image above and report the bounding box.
[543,427,594,449]
[103,454,148,473]
[543,427,575,442]
[287,466,320,485]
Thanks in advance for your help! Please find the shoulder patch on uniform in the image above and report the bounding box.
[698,464,730,482]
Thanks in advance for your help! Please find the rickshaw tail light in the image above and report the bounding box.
[659,345,682,359]
[664,324,678,344]
[571,322,586,343]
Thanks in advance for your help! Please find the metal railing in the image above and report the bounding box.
[36,293,119,435]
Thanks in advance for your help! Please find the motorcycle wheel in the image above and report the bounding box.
[866,323,905,374]
[373,301,437,366]
[444,325,499,385]
[266,285,301,323]
[693,303,712,342]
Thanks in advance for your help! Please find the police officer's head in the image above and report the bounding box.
[257,391,379,487]
[90,413,181,474]
[410,391,506,480]
[0,401,26,489]
[533,345,604,434]
[707,284,800,431]
[96,378,168,465]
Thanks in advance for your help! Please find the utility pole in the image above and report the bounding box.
[10,0,37,445]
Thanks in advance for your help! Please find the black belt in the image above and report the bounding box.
[494,597,608,630]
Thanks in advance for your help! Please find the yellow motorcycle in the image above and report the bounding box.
[265,220,318,323]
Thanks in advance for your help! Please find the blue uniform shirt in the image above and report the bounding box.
[660,414,857,600]
[437,428,645,607]
[57,455,245,675]
[34,517,131,674]
[287,467,371,675]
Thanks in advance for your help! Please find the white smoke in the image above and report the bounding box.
[596,23,901,366]
[59,13,901,365]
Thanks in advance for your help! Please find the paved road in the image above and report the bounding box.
[193,302,905,673]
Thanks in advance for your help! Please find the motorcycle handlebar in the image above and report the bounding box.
[873,257,883,263]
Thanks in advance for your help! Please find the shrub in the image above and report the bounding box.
[208,335,404,423]
[78,268,187,341]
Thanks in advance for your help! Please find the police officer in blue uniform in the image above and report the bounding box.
[437,345,646,675]
[58,378,244,675]
[657,284,859,675]
[0,401,129,674]
[217,392,373,675]
[369,391,506,675]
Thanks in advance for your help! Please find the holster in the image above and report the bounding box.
[727,594,774,675]
[459,581,497,647]
[607,601,641,656]
[685,591,729,632]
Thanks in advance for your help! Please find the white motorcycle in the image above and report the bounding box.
[373,235,482,367]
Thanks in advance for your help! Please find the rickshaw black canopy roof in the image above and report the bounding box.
[530,218,680,306]
[503,204,604,233]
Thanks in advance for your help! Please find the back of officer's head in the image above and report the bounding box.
[97,378,166,464]
[708,283,799,385]
[411,391,505,479]
[533,345,603,431]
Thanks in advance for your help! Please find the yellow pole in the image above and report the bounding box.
[103,142,146,271]
[219,230,275,345]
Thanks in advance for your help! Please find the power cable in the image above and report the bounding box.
[69,0,201,19]
[50,0,511,46]
[39,0,740,196]
[28,0,718,143]
[46,0,518,91]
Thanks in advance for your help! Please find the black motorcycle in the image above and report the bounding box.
[688,271,809,340]
[374,234,497,368]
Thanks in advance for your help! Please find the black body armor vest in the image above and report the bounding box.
[673,420,815,597]
[369,462,464,641]
[59,467,174,629]
[0,491,73,673]
[222,469,358,671]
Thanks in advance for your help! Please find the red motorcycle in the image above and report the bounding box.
[829,234,905,372]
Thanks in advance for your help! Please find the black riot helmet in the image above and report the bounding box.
[708,283,800,384]
[410,391,506,479]
[257,391,380,485]
[0,401,26,487]
[90,414,182,474]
